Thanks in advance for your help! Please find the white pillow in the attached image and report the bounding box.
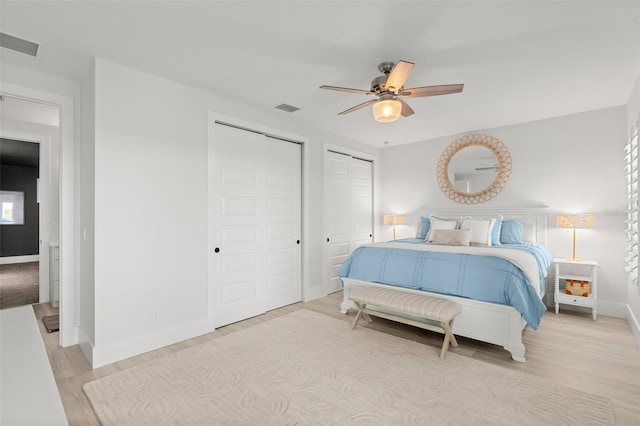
[523,223,537,243]
[461,218,495,246]
[426,216,459,242]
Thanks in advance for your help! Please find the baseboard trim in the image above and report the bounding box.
[0,255,39,265]
[627,304,640,350]
[88,317,217,369]
[545,299,627,319]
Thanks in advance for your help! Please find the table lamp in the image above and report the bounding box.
[383,214,405,240]
[556,213,594,261]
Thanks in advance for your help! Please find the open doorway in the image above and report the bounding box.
[0,138,41,309]
[0,96,59,318]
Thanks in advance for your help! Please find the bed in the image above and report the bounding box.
[339,207,553,362]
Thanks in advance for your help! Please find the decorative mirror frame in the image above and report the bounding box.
[436,133,511,204]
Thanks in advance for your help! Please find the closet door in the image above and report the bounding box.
[264,136,302,311]
[351,158,373,250]
[211,124,266,327]
[210,124,302,327]
[324,151,373,294]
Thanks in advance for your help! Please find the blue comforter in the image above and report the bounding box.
[338,239,552,329]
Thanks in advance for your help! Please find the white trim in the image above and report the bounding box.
[1,82,76,348]
[626,303,640,350]
[0,255,39,265]
[558,300,629,320]
[83,317,217,369]
[324,143,377,162]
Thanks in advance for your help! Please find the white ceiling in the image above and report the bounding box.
[1,1,638,147]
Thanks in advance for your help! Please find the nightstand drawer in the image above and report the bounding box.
[555,293,595,308]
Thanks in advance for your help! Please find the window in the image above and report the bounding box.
[0,190,25,225]
[625,119,639,292]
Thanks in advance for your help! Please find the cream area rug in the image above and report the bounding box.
[84,309,614,425]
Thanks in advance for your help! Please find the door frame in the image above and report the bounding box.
[1,83,76,347]
[207,112,309,321]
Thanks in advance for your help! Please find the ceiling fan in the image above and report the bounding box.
[320,60,463,123]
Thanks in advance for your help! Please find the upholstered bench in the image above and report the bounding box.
[349,286,462,359]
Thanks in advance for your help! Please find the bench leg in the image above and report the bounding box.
[351,302,366,330]
[448,319,459,348]
[440,320,458,359]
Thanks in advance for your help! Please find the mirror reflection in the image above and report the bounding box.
[447,146,499,194]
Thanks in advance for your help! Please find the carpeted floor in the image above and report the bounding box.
[0,262,39,310]
[83,309,615,425]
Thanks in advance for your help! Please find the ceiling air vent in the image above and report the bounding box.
[0,33,39,57]
[275,103,300,113]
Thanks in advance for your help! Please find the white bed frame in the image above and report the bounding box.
[340,207,549,362]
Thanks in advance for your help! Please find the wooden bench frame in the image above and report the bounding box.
[350,298,459,359]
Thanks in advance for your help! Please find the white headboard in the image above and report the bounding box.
[412,207,549,246]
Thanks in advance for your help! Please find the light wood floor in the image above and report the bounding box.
[35,292,640,425]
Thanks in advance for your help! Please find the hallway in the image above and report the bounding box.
[0,261,38,310]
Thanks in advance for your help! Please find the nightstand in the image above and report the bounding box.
[553,258,598,320]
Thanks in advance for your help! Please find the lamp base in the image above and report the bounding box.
[564,257,584,262]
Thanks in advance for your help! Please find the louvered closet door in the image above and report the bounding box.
[210,124,301,327]
[324,151,373,294]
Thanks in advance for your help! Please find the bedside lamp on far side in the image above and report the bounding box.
[556,213,595,261]
[383,214,405,240]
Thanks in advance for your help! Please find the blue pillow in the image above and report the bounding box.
[491,216,503,245]
[418,216,431,239]
[500,220,523,244]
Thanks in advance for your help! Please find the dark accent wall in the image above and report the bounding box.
[1,164,39,257]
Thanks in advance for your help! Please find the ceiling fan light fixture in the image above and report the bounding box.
[373,99,402,123]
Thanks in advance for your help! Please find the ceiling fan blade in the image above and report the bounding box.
[399,84,464,98]
[338,99,378,115]
[320,85,375,96]
[384,60,415,94]
[397,99,415,117]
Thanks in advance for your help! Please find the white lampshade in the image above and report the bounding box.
[556,213,595,261]
[373,99,402,123]
[383,214,405,225]
[556,213,595,229]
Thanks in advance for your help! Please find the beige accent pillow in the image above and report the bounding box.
[426,216,459,241]
[430,229,471,246]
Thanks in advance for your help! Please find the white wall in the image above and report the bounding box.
[380,106,628,318]
[83,58,376,367]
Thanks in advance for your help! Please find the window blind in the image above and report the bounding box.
[625,119,639,291]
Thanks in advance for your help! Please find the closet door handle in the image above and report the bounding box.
[327,238,330,242]
[214,247,220,253]
[296,240,300,244]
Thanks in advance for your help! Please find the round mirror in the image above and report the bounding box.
[447,146,499,194]
[437,134,511,204]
